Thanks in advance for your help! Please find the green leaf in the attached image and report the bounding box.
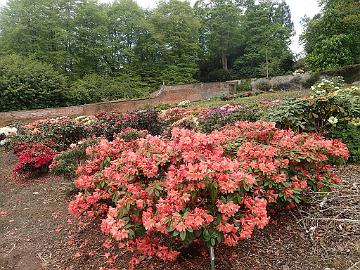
[180,231,186,241]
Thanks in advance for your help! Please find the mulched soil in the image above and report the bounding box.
[0,148,359,270]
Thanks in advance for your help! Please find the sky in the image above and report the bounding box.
[0,0,321,54]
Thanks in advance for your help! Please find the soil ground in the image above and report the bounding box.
[0,148,359,270]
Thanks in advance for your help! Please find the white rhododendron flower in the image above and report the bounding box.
[328,116,338,125]
[178,100,191,107]
[0,126,18,146]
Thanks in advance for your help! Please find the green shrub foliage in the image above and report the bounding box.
[331,125,360,163]
[0,54,69,112]
[68,74,149,105]
[265,77,360,160]
[51,139,98,179]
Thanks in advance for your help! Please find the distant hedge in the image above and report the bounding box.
[0,54,69,112]
[0,54,151,112]
[68,73,149,105]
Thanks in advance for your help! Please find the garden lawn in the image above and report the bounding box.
[0,148,359,270]
[188,89,311,108]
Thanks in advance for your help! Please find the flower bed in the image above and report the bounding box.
[1,86,354,269]
[68,121,348,268]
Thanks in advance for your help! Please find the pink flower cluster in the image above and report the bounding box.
[68,121,348,267]
[198,104,242,120]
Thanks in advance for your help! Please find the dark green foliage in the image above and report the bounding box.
[264,99,310,132]
[264,78,360,160]
[207,69,232,82]
[0,0,201,92]
[232,1,294,79]
[331,125,360,163]
[135,109,164,136]
[256,81,271,91]
[302,0,360,71]
[39,122,88,151]
[10,116,93,152]
[319,64,360,84]
[52,139,98,179]
[68,73,149,105]
[0,54,69,112]
[91,112,136,141]
[115,129,148,142]
[265,94,353,133]
[91,109,164,140]
[236,80,252,92]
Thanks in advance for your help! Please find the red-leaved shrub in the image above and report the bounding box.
[14,143,55,176]
[69,121,348,268]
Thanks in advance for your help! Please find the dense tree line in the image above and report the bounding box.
[301,0,360,71]
[0,0,295,85]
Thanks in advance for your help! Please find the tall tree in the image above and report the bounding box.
[105,0,146,75]
[302,0,360,71]
[0,0,63,64]
[71,0,108,76]
[195,0,242,71]
[233,0,294,78]
[137,0,201,84]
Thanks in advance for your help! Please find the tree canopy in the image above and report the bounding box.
[301,0,360,71]
[0,0,298,84]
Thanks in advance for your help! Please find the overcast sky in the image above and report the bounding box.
[0,0,321,54]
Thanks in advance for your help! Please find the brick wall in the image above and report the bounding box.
[0,82,231,126]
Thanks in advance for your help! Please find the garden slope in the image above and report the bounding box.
[0,149,359,270]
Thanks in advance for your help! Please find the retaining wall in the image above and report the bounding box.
[0,82,231,125]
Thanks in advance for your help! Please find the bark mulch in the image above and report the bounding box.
[0,149,359,270]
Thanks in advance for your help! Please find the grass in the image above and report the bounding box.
[189,89,311,108]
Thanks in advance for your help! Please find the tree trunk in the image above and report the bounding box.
[265,48,269,78]
[221,53,228,71]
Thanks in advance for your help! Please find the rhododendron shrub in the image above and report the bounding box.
[69,121,348,266]
[14,143,55,176]
[93,110,163,140]
[50,138,99,179]
[198,104,259,133]
[22,116,90,151]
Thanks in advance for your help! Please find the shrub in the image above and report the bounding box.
[207,69,232,82]
[311,76,344,95]
[135,109,164,136]
[331,124,360,163]
[320,64,360,84]
[21,117,90,151]
[115,128,149,142]
[51,139,98,179]
[265,78,359,161]
[0,54,69,112]
[68,73,149,105]
[264,98,311,132]
[69,122,348,267]
[199,104,259,133]
[265,78,359,134]
[236,80,252,92]
[92,110,164,140]
[92,112,138,141]
[14,143,55,177]
[255,81,271,91]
